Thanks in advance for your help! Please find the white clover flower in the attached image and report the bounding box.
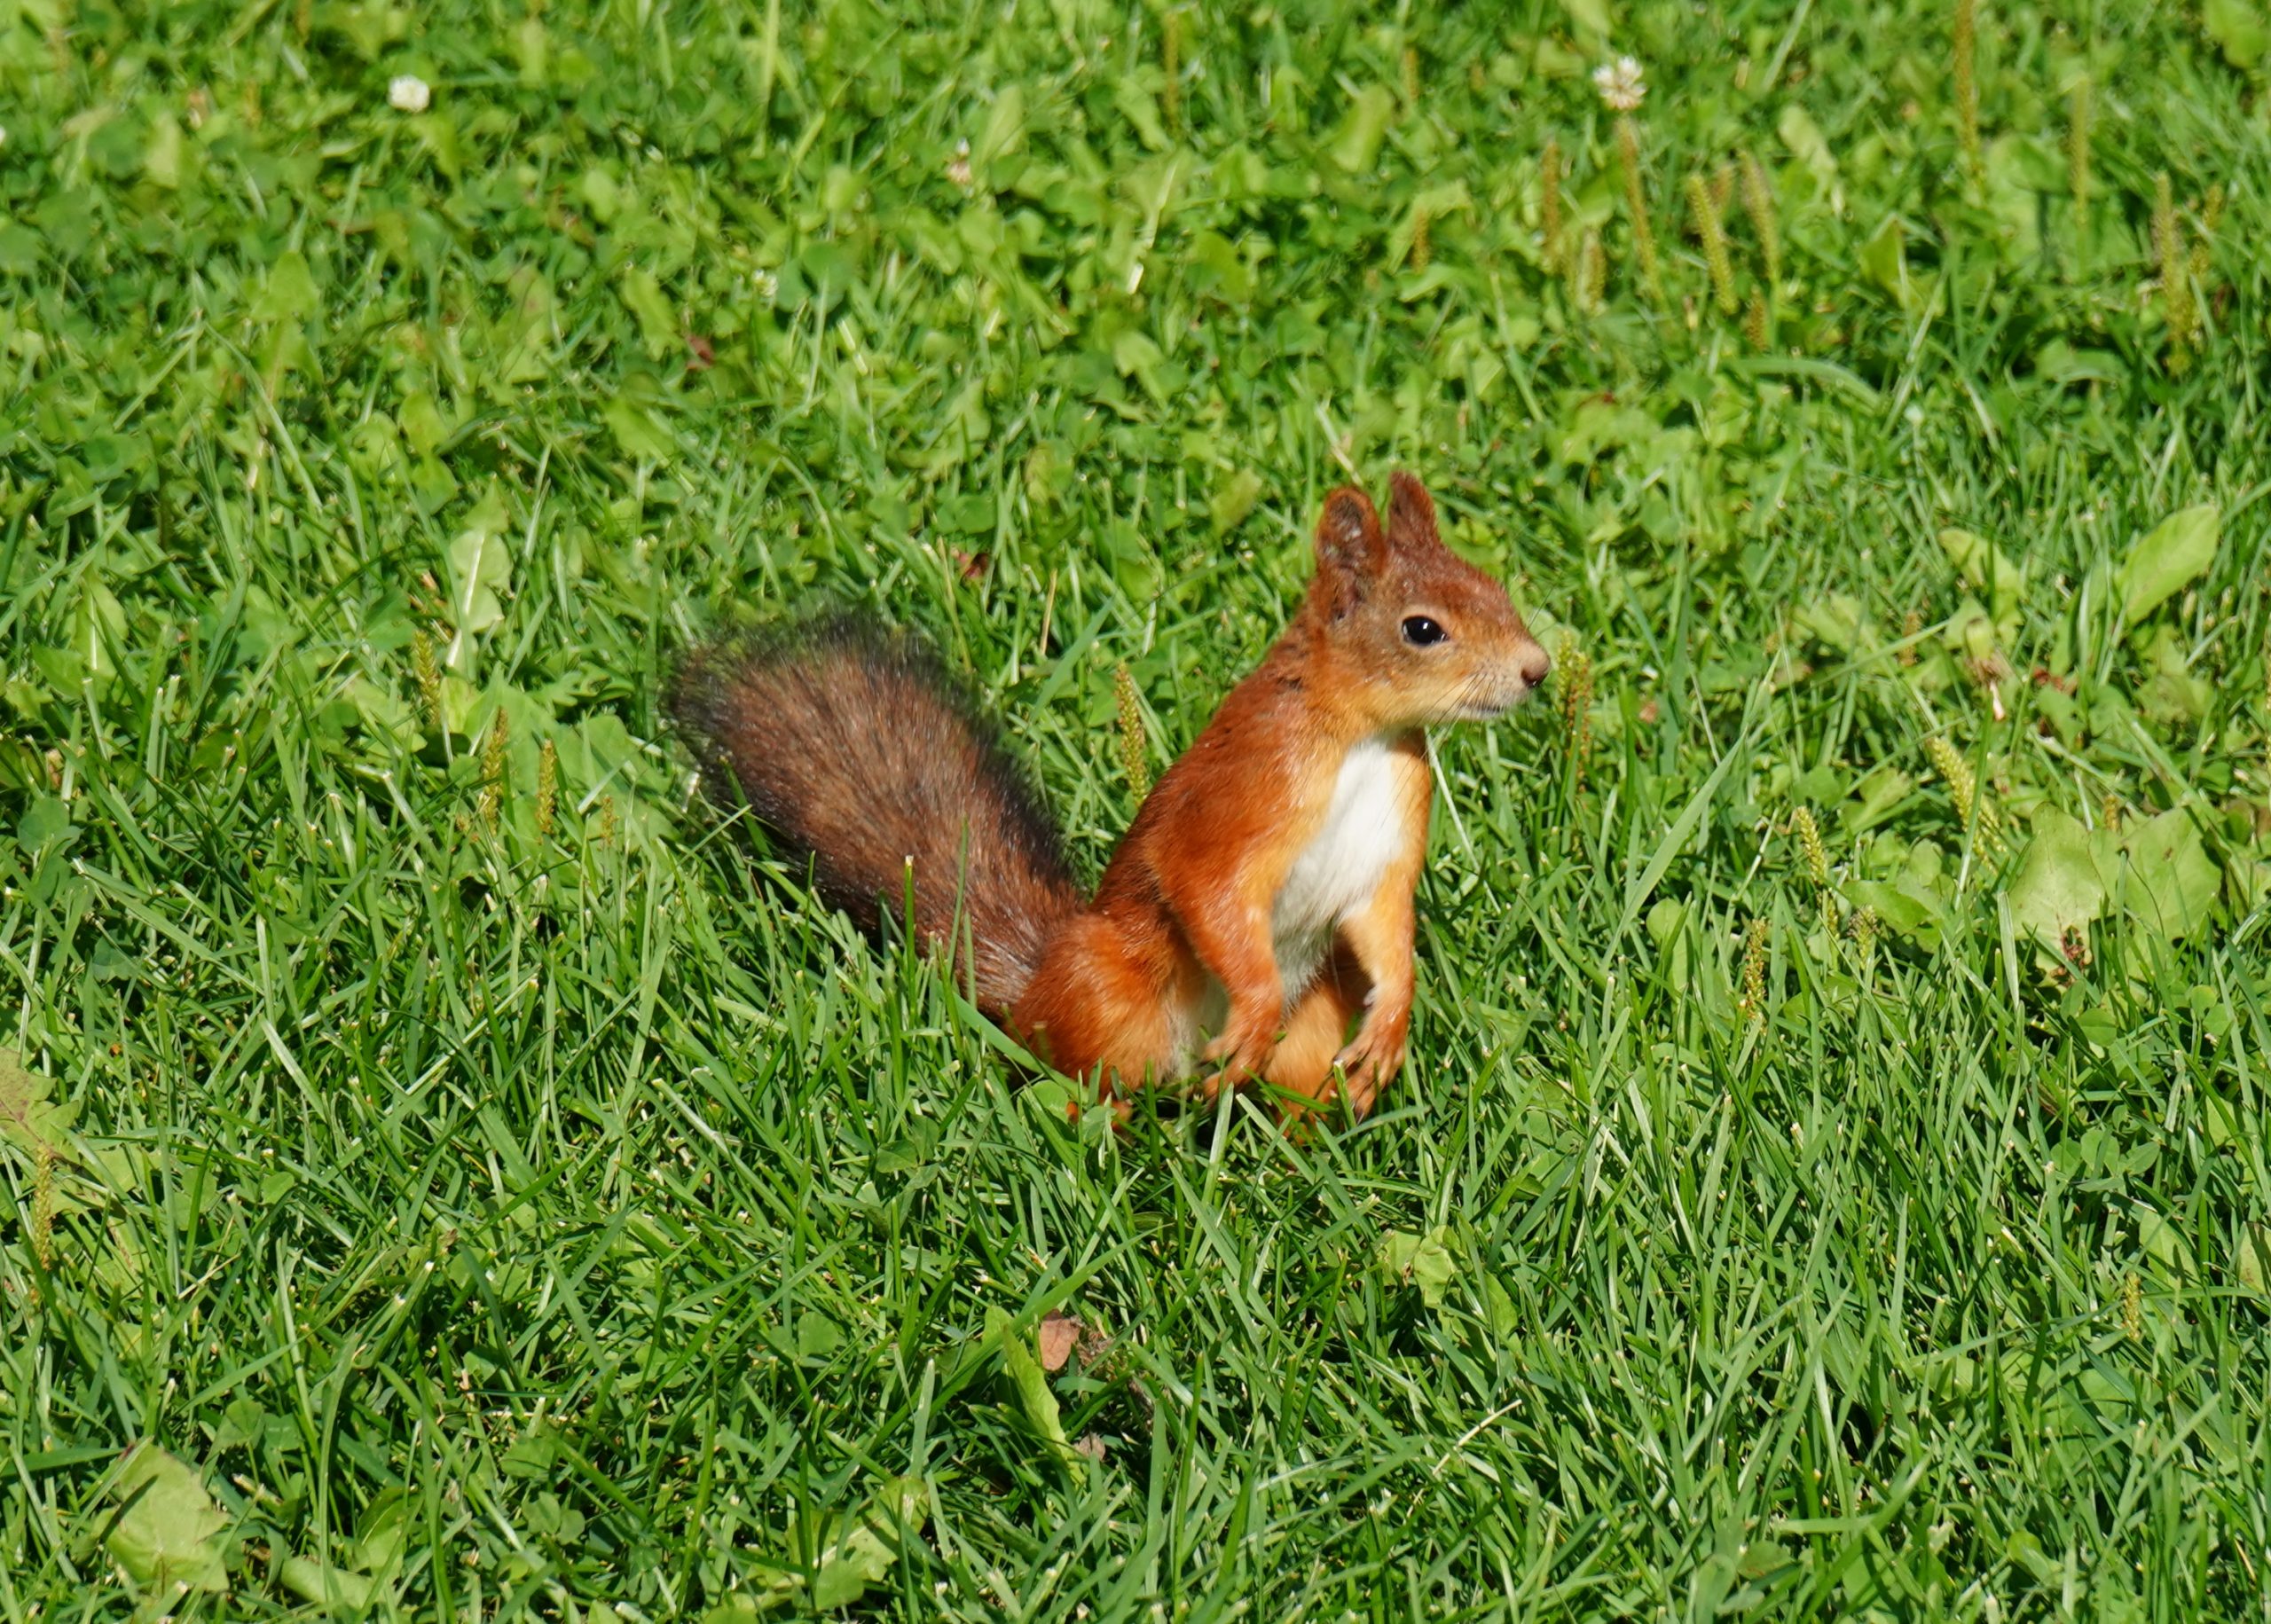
[946,137,972,189]
[388,75,432,114]
[1592,57,1646,113]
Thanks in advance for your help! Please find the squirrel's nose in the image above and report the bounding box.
[1519,642,1552,689]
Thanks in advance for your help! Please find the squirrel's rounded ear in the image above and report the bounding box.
[1315,485,1385,611]
[1387,471,1439,553]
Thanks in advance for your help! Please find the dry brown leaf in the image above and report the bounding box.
[1037,1311,1080,1372]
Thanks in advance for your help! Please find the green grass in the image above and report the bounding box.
[4,0,2271,1617]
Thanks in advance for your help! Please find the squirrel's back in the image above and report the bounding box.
[668,621,1080,1013]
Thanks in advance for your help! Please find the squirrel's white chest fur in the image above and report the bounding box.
[1270,736,1410,985]
[1178,736,1415,1072]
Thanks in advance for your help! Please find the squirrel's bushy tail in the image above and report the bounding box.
[667,621,1081,1015]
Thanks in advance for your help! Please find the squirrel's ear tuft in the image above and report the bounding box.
[1314,486,1385,614]
[1386,471,1440,553]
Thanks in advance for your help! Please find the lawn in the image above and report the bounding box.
[4,0,2271,1616]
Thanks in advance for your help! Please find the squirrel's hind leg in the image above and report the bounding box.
[1010,914,1189,1107]
[1261,945,1372,1126]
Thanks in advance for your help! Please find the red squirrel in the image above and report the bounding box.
[671,472,1550,1120]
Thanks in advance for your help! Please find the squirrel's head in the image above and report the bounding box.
[1308,472,1551,727]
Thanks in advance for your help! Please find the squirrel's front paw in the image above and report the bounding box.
[1330,1018,1409,1120]
[1201,1023,1277,1100]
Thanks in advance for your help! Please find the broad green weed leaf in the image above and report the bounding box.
[438,673,482,735]
[2204,0,2270,71]
[973,83,1026,169]
[1023,1073,1080,1131]
[354,1486,410,1577]
[342,675,420,749]
[321,0,409,58]
[1329,85,1395,173]
[2134,1203,2194,1280]
[1843,765,1915,836]
[810,1526,894,1609]
[1482,1275,1520,1338]
[2118,505,2219,628]
[580,166,622,221]
[1183,230,1254,304]
[702,1580,793,1620]
[986,1306,1076,1464]
[235,584,299,663]
[1534,36,1588,77]
[617,267,678,358]
[513,13,548,82]
[1840,880,1943,948]
[398,390,451,454]
[493,266,557,382]
[0,224,41,274]
[1560,0,1612,36]
[795,1313,843,1359]
[2230,857,2271,914]
[1024,443,1070,506]
[2138,625,2212,726]
[30,645,87,694]
[279,1557,374,1609]
[1779,106,1837,185]
[1795,592,1867,652]
[2119,810,2220,941]
[562,712,645,800]
[107,1443,229,1595]
[2236,1224,2271,1298]
[1983,136,2044,259]
[2006,1528,2059,1584]
[604,395,676,460]
[1859,216,1910,308]
[1111,330,1167,399]
[144,113,186,189]
[1943,595,2010,663]
[501,1426,561,1479]
[446,494,514,638]
[679,1478,929,1616]
[73,578,126,683]
[17,794,75,851]
[411,110,461,178]
[212,1399,264,1454]
[1937,529,2023,620]
[2005,809,2106,949]
[0,1048,74,1153]
[935,488,990,533]
[1114,76,1169,151]
[1210,467,1263,530]
[1377,1227,1459,1307]
[1403,180,1472,241]
[864,1474,929,1542]
[253,248,319,325]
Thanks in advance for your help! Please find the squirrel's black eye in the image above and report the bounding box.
[1401,615,1448,647]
